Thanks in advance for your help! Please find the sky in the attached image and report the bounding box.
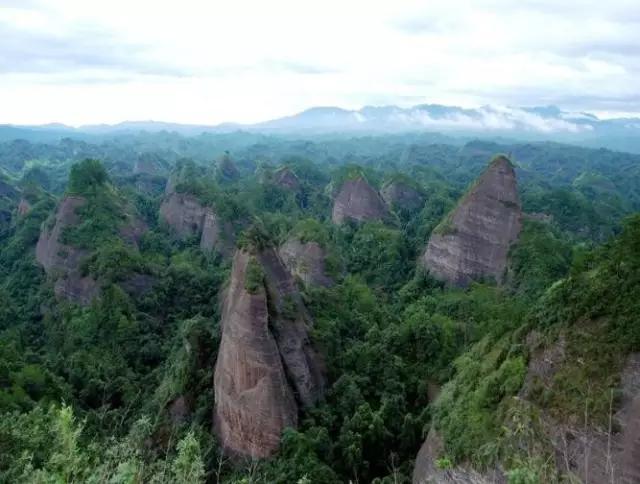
[1,0,639,126]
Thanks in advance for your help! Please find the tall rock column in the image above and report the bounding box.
[422,155,522,286]
[36,196,99,305]
[213,250,298,458]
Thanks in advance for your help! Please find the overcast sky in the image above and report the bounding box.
[1,0,639,126]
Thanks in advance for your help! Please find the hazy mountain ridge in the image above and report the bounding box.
[4,103,640,152]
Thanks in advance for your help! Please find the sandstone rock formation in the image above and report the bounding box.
[523,347,640,484]
[159,192,232,254]
[331,177,390,224]
[413,428,505,484]
[133,157,161,175]
[257,248,326,407]
[214,249,325,458]
[422,156,522,286]
[218,155,240,182]
[381,180,425,212]
[36,196,99,305]
[214,250,298,458]
[279,238,334,288]
[17,198,32,216]
[159,193,209,239]
[273,167,300,191]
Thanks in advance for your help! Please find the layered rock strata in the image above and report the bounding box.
[159,192,233,254]
[213,249,325,458]
[279,238,333,288]
[381,180,425,212]
[331,177,390,224]
[36,196,99,305]
[422,156,521,286]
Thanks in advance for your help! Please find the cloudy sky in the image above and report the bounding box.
[1,0,639,126]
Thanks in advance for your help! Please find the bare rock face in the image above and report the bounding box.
[422,156,522,286]
[159,192,231,253]
[134,158,161,175]
[214,249,325,458]
[164,174,177,195]
[218,156,240,181]
[540,353,640,483]
[36,196,99,305]
[159,193,209,238]
[331,177,390,224]
[213,250,298,458]
[413,429,505,484]
[200,212,235,255]
[381,181,425,212]
[17,198,32,216]
[279,238,333,288]
[274,168,300,191]
[119,217,148,248]
[257,248,326,407]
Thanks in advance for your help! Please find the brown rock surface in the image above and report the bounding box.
[274,168,300,191]
[537,353,640,483]
[331,177,390,224]
[413,429,504,484]
[35,196,99,305]
[213,250,298,458]
[258,248,326,407]
[159,193,209,238]
[159,192,230,253]
[422,156,522,286]
[17,198,32,216]
[279,239,334,288]
[200,212,235,255]
[381,180,425,212]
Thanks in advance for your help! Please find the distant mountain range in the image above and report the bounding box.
[3,104,640,153]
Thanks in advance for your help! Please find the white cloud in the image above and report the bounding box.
[0,0,638,125]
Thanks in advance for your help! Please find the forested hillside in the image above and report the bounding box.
[0,131,639,483]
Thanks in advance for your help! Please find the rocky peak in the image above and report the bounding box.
[213,248,325,458]
[36,196,99,305]
[214,250,298,459]
[159,192,233,254]
[273,167,300,191]
[381,179,425,212]
[279,238,334,288]
[257,248,326,406]
[17,198,32,216]
[218,154,239,182]
[331,176,390,224]
[422,155,522,286]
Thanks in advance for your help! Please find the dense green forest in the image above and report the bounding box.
[0,131,639,483]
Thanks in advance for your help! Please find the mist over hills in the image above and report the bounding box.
[3,103,640,153]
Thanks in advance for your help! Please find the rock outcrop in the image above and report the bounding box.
[257,248,326,407]
[159,192,232,254]
[214,249,325,458]
[528,351,640,483]
[279,238,334,288]
[17,198,32,216]
[273,167,300,191]
[422,156,522,286]
[331,177,390,224]
[36,196,99,305]
[381,180,425,212]
[413,429,505,484]
[214,250,298,458]
[218,155,240,182]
